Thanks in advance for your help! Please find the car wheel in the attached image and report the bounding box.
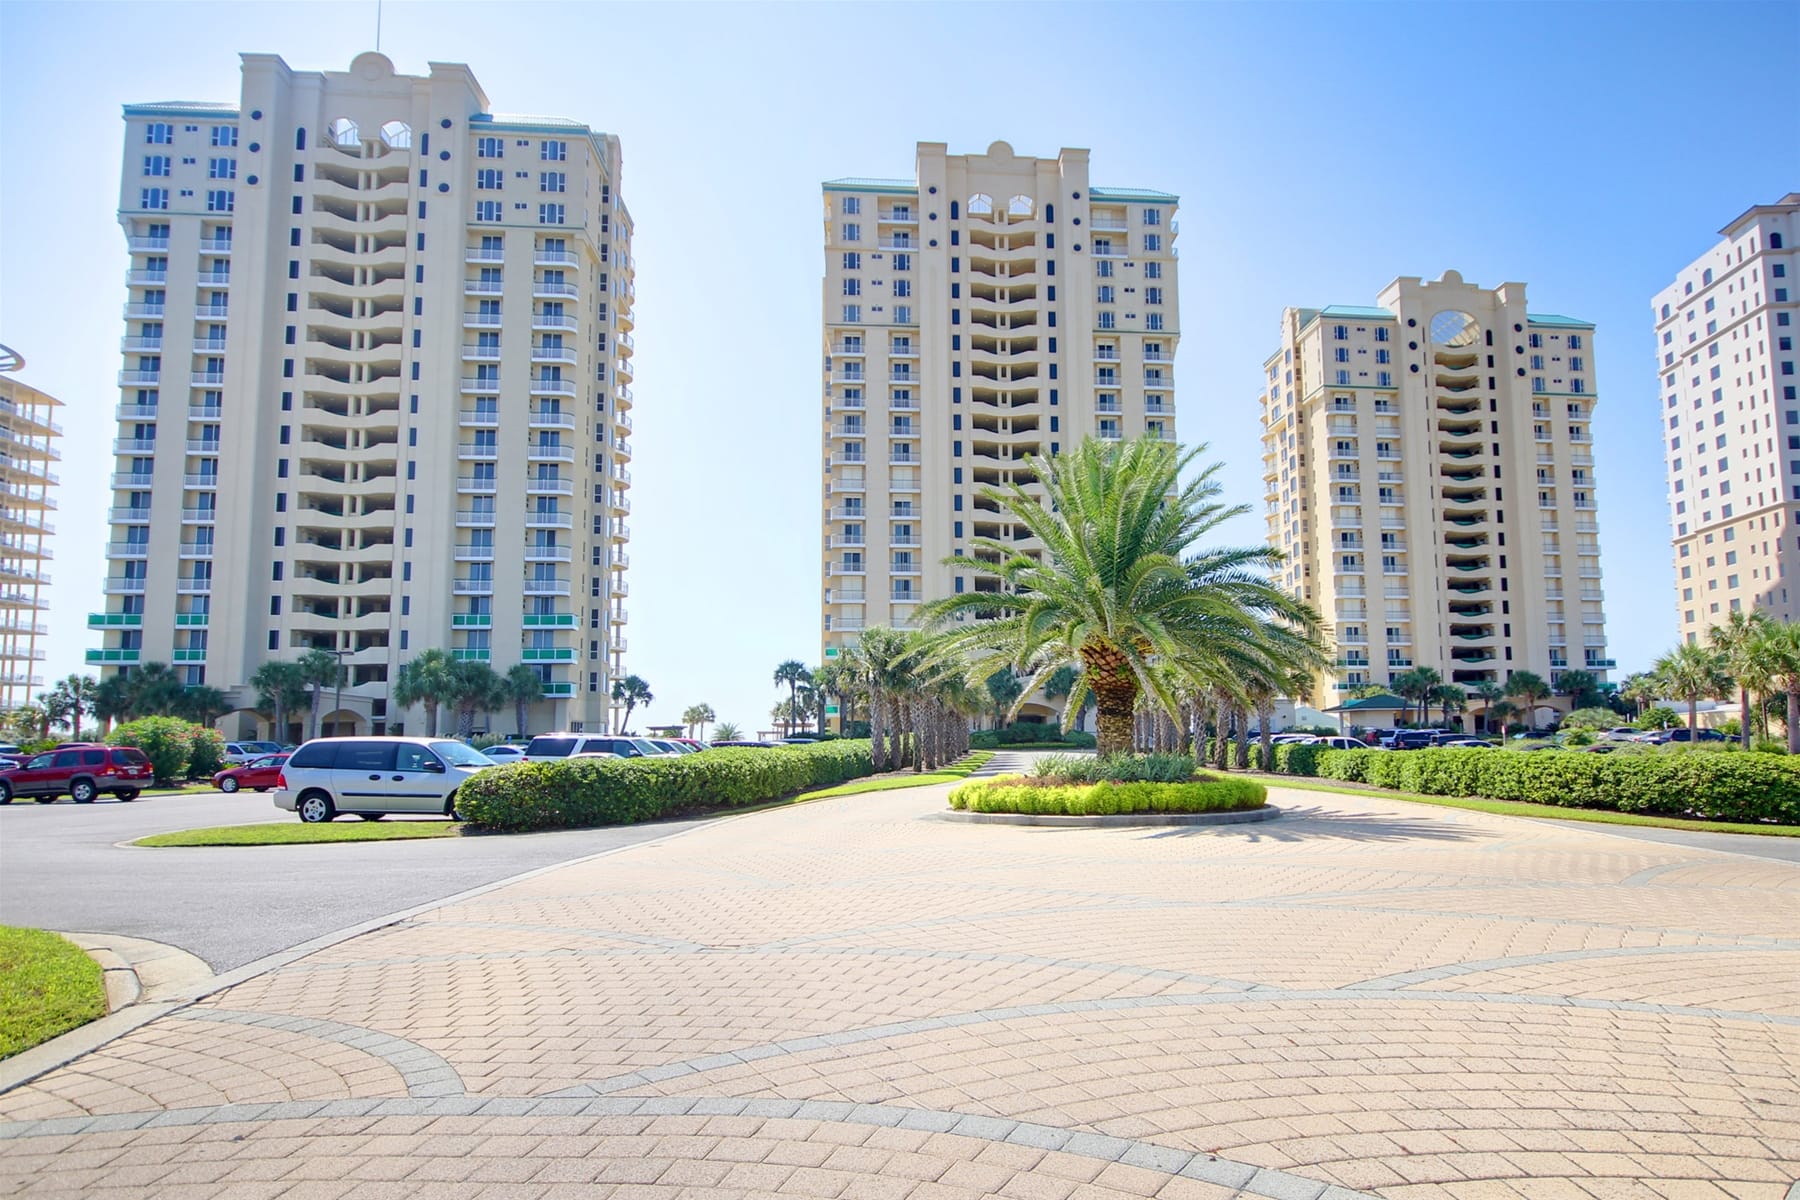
[356,812,385,821]
[444,793,460,821]
[71,780,98,804]
[219,777,240,793]
[35,794,56,804]
[116,790,140,802]
[297,791,336,824]
[0,782,10,805]
[255,786,271,792]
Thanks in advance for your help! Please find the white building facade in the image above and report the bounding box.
[99,53,635,736]
[1261,271,1611,712]
[1654,194,1800,640]
[819,141,1179,720]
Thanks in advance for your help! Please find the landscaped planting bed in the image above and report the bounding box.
[949,753,1266,816]
[1259,745,1800,825]
[456,740,875,832]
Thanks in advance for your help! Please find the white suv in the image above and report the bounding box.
[274,736,496,823]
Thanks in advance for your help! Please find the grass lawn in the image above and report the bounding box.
[0,927,107,1060]
[1261,775,1800,837]
[135,820,463,847]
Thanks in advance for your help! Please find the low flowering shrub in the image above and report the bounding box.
[949,774,1266,816]
[1273,746,1800,825]
[105,716,205,784]
[456,739,874,832]
[1029,752,1198,784]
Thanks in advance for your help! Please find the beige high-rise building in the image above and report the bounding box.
[819,141,1179,717]
[1260,271,1611,718]
[0,346,60,709]
[98,53,635,737]
[1654,194,1800,641]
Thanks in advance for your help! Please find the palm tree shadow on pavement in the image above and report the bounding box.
[1141,803,1487,845]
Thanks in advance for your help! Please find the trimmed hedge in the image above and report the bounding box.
[1266,746,1800,825]
[456,739,874,832]
[971,726,1096,749]
[949,775,1266,816]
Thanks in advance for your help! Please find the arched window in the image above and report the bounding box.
[949,200,959,220]
[1772,233,1785,249]
[329,117,359,147]
[967,193,994,215]
[1661,303,1671,319]
[1007,194,1034,217]
[1703,267,1714,285]
[295,127,307,151]
[1044,203,1054,222]
[379,120,411,149]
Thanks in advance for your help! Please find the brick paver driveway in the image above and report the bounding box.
[3,751,1796,1198]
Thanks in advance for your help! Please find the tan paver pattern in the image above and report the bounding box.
[2,754,1796,1199]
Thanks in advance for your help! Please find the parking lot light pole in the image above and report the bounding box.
[329,648,351,736]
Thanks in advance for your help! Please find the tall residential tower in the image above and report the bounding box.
[100,53,635,737]
[0,346,61,708]
[1260,271,1611,717]
[819,141,1179,718]
[1654,194,1799,641]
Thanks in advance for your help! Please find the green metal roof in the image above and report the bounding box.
[1325,692,1409,712]
[1319,305,1396,320]
[1090,187,1178,202]
[822,177,918,194]
[1526,313,1595,329]
[124,102,239,117]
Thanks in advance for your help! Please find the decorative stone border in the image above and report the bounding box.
[938,805,1281,828]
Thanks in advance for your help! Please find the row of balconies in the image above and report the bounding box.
[461,376,578,397]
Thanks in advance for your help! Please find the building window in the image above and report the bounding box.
[540,171,566,193]
[843,278,861,297]
[841,222,861,242]
[538,203,565,225]
[842,196,860,215]
[1142,233,1161,252]
[477,136,503,158]
[842,304,861,323]
[842,252,860,271]
[143,155,170,176]
[145,122,173,144]
[474,200,501,222]
[208,156,236,179]
[1144,286,1162,305]
[205,189,234,212]
[541,139,567,161]
[140,188,169,210]
[210,124,237,147]
[476,168,502,189]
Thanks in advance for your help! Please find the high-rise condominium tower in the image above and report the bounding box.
[819,141,1179,719]
[0,346,60,708]
[100,52,634,738]
[1653,194,1799,641]
[1260,271,1611,718]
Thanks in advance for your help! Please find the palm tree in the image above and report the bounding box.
[1399,667,1443,726]
[444,659,505,737]
[682,703,716,739]
[251,661,310,744]
[843,627,911,770]
[797,678,824,733]
[1487,697,1518,735]
[1553,669,1602,712]
[1759,622,1800,753]
[1650,641,1731,736]
[93,673,133,734]
[611,674,652,733]
[1619,671,1658,719]
[178,686,230,727]
[1504,670,1552,731]
[984,668,1023,731]
[296,648,343,739]
[1471,681,1504,735]
[124,662,185,719]
[711,720,741,742]
[502,663,543,738]
[1709,610,1771,748]
[1428,683,1466,729]
[772,660,810,731]
[45,674,99,738]
[393,649,454,737]
[918,437,1323,756]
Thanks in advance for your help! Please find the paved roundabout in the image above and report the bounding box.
[1,752,1796,1198]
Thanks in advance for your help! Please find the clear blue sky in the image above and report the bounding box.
[1,1,1795,733]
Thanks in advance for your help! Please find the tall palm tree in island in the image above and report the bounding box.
[611,674,652,733]
[1651,641,1731,737]
[920,436,1325,757]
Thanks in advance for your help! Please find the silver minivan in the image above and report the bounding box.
[275,736,495,823]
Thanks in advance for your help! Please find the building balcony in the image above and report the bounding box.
[126,270,168,286]
[86,648,142,664]
[529,377,577,397]
[196,304,229,318]
[195,271,231,287]
[531,313,578,332]
[878,210,919,224]
[533,280,579,299]
[535,248,580,266]
[87,611,143,628]
[461,343,501,362]
[889,591,922,603]
[456,476,498,494]
[127,235,170,252]
[459,409,500,429]
[451,648,491,662]
[531,347,578,365]
[523,579,571,596]
[829,535,865,548]
[526,410,575,430]
[105,541,150,559]
[453,578,495,595]
[183,474,219,489]
[176,576,212,594]
[107,507,152,525]
[523,613,577,628]
[111,472,156,490]
[118,370,161,387]
[524,477,574,496]
[189,371,226,387]
[186,440,221,456]
[542,681,576,698]
[464,280,504,296]
[120,336,163,354]
[112,438,159,455]
[523,545,573,562]
[452,613,492,628]
[461,376,501,394]
[524,510,572,529]
[527,443,575,463]
[465,247,505,263]
[520,647,576,663]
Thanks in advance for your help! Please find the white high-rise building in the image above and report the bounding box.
[1654,194,1800,640]
[0,346,60,709]
[99,53,635,737]
[819,141,1179,721]
[1261,271,1611,717]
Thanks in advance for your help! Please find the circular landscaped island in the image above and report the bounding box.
[944,756,1278,828]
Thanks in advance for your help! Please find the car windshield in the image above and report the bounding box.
[431,741,494,768]
[629,739,663,755]
[526,737,579,757]
[250,756,284,768]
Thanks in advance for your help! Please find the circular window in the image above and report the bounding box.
[439,150,450,161]
[250,110,262,120]
[438,183,449,193]
[248,142,260,153]
[245,174,258,185]
[928,186,937,194]
[1428,310,1480,347]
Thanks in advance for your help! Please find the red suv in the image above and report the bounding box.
[0,744,155,805]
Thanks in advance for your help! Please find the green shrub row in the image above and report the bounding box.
[970,726,1096,749]
[950,775,1266,816]
[456,739,875,832]
[105,716,226,784]
[1030,752,1198,783]
[1264,747,1800,825]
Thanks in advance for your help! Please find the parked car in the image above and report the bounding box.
[213,753,291,793]
[645,739,696,755]
[223,741,283,765]
[1269,734,1319,746]
[0,744,156,804]
[1438,737,1496,749]
[1599,727,1646,742]
[524,733,665,761]
[1310,736,1369,751]
[274,737,496,823]
[1390,730,1449,750]
[711,740,777,748]
[1645,727,1726,744]
[480,744,529,764]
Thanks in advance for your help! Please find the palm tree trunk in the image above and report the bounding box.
[1256,697,1273,769]
[309,688,323,740]
[869,685,886,771]
[1788,685,1799,755]
[1233,703,1250,769]
[1688,695,1698,736]
[1739,686,1751,749]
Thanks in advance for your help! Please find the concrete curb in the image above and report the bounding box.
[938,805,1281,828]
